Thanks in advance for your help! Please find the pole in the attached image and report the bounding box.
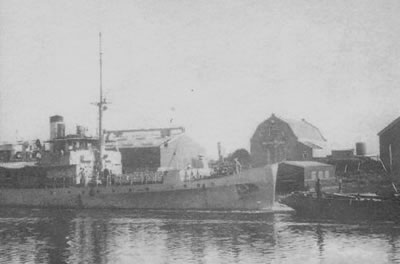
[389,144,393,173]
[99,32,103,173]
[217,142,222,162]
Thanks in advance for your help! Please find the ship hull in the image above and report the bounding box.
[281,192,400,222]
[0,166,276,210]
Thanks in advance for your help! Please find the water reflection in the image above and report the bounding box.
[1,209,400,263]
[0,208,74,264]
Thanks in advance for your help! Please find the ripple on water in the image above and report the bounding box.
[0,209,399,264]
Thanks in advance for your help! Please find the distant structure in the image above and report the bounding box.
[355,142,366,156]
[105,127,206,173]
[329,143,366,160]
[0,140,41,163]
[378,117,400,175]
[330,149,355,160]
[250,114,327,167]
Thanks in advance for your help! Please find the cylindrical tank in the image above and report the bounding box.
[356,142,366,156]
[49,115,64,140]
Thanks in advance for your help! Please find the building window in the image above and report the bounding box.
[269,124,281,137]
[325,170,330,179]
[311,171,316,180]
[318,171,323,179]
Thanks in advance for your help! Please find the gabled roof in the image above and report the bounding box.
[278,116,327,143]
[105,127,185,149]
[281,161,333,168]
[300,141,323,149]
[262,115,326,149]
[378,116,400,136]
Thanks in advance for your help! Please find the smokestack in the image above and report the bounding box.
[49,115,64,140]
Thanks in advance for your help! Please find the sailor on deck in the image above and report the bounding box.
[79,168,86,186]
[315,177,322,199]
[103,168,110,186]
[234,158,242,175]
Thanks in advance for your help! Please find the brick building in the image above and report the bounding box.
[378,116,400,175]
[250,114,327,167]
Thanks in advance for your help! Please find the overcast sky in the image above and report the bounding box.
[1,0,400,158]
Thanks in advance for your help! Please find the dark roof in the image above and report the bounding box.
[50,115,64,123]
[378,116,400,136]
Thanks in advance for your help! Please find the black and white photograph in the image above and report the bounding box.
[1,0,400,263]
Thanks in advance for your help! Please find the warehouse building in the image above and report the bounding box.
[250,114,328,167]
[105,127,206,174]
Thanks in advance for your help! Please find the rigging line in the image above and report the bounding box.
[167,135,182,169]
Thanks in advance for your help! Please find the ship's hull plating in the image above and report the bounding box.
[0,167,276,210]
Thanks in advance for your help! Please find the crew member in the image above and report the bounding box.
[79,168,85,186]
[234,158,242,175]
[315,177,322,199]
[103,168,110,186]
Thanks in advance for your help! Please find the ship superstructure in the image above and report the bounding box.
[40,115,121,186]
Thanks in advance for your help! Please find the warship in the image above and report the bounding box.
[0,33,276,210]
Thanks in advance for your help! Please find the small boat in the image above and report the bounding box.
[280,191,400,222]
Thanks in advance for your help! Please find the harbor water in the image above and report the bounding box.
[0,208,399,264]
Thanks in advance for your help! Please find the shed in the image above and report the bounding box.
[276,161,336,194]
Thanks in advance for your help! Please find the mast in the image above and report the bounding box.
[97,32,107,172]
